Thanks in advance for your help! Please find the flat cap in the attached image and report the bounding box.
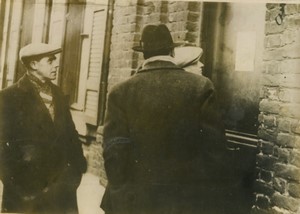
[173,46,203,68]
[19,43,62,63]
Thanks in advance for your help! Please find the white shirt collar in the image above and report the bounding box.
[141,55,176,69]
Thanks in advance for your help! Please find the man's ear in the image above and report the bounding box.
[29,61,38,70]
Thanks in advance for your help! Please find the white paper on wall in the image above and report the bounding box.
[235,31,256,72]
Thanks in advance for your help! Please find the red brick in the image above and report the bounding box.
[265,11,271,21]
[260,140,274,155]
[271,192,300,212]
[265,21,285,35]
[123,6,137,16]
[188,2,201,12]
[172,32,186,42]
[148,14,161,23]
[255,180,275,196]
[277,118,292,132]
[264,115,277,128]
[260,99,281,114]
[262,74,280,87]
[265,34,282,48]
[280,104,300,119]
[258,128,277,142]
[167,2,176,13]
[285,4,298,15]
[271,206,294,214]
[263,48,284,61]
[178,2,189,11]
[279,73,300,88]
[288,182,300,198]
[188,11,200,22]
[256,194,272,209]
[263,62,280,74]
[139,3,155,15]
[281,59,300,74]
[273,177,287,194]
[266,4,278,10]
[283,44,300,58]
[160,13,168,23]
[160,2,168,13]
[291,120,300,134]
[274,163,300,182]
[282,30,296,45]
[274,146,290,163]
[186,21,200,31]
[128,15,138,23]
[279,88,300,103]
[267,88,279,100]
[277,133,295,148]
[261,169,273,183]
[286,14,300,28]
[258,113,264,124]
[289,149,300,168]
[257,154,277,171]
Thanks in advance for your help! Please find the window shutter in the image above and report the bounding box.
[84,8,107,125]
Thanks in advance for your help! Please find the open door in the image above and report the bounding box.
[201,2,265,141]
[200,2,266,212]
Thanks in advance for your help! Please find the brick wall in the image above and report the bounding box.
[252,4,300,214]
[96,0,202,186]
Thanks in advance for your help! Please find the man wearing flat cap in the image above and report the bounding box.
[101,24,237,214]
[0,43,87,213]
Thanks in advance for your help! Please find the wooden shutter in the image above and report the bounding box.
[84,8,107,125]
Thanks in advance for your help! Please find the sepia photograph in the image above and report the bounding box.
[0,0,300,213]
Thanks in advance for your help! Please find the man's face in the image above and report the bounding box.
[32,55,59,81]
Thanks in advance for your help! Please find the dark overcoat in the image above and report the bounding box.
[0,75,86,214]
[101,61,238,214]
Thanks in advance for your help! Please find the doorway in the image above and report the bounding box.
[201,2,265,136]
[200,2,266,213]
[60,0,85,104]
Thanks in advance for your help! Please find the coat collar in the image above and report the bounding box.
[137,60,182,74]
[17,74,36,93]
[17,74,55,94]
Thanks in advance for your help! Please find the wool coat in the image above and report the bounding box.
[0,75,87,214]
[101,60,238,214]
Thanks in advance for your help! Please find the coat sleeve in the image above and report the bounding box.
[103,89,132,186]
[0,91,13,181]
[63,95,87,174]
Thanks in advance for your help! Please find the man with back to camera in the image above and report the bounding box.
[0,43,87,213]
[101,24,238,214]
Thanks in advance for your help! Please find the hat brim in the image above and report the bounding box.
[20,48,62,61]
[132,42,183,52]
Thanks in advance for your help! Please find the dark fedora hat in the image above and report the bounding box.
[133,24,182,52]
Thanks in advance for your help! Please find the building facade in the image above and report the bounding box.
[0,0,300,213]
